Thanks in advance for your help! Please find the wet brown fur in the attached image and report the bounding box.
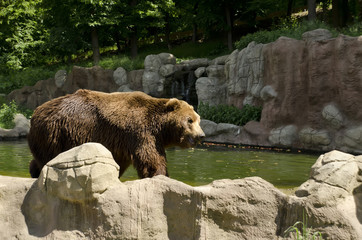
[28,89,204,178]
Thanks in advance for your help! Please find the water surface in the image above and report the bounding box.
[0,140,318,188]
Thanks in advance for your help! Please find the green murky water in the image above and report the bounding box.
[0,140,318,188]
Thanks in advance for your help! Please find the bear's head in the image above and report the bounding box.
[165,98,205,148]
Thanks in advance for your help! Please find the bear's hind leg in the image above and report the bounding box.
[29,159,41,178]
[118,162,132,178]
[134,153,169,178]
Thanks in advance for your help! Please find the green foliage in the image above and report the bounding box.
[341,21,362,37]
[284,213,324,240]
[169,40,229,60]
[98,55,144,71]
[0,53,146,94]
[0,100,32,129]
[235,18,362,51]
[0,39,229,94]
[235,20,338,50]
[1,0,361,95]
[0,101,18,129]
[0,0,47,72]
[197,102,262,126]
[0,67,54,94]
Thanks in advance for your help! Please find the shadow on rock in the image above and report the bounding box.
[21,181,102,237]
[21,142,121,238]
[354,184,362,224]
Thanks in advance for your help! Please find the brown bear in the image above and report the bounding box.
[28,89,205,178]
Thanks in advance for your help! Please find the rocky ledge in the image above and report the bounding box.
[0,114,29,140]
[0,143,361,239]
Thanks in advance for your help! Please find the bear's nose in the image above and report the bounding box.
[199,131,205,139]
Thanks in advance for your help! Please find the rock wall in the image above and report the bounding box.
[262,33,362,153]
[6,29,362,153]
[7,66,118,110]
[1,143,361,239]
[198,29,362,154]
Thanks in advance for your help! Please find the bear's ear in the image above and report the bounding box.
[165,98,180,111]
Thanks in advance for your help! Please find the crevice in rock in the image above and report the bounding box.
[311,177,350,193]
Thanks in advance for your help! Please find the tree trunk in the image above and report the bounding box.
[225,5,233,51]
[130,0,138,59]
[114,30,122,54]
[192,23,198,43]
[321,0,329,20]
[165,13,171,50]
[130,29,137,59]
[332,0,349,28]
[287,0,294,17]
[192,2,199,43]
[67,54,72,64]
[91,27,100,65]
[308,0,317,21]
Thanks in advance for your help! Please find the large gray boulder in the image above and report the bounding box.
[226,41,264,108]
[127,69,144,91]
[322,103,344,129]
[200,120,271,147]
[37,143,120,202]
[293,150,362,239]
[299,127,331,150]
[200,119,242,143]
[142,71,164,96]
[302,28,333,42]
[195,77,227,106]
[341,126,362,154]
[113,67,128,86]
[54,70,67,88]
[0,113,30,139]
[142,53,176,97]
[268,125,298,147]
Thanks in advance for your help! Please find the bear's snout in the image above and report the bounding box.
[198,131,205,140]
[193,129,205,144]
[193,123,205,142]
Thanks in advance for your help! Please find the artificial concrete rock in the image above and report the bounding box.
[54,70,67,88]
[299,127,331,147]
[194,67,206,78]
[0,144,361,239]
[226,41,264,108]
[37,143,120,202]
[5,30,362,154]
[195,77,227,106]
[269,125,298,147]
[0,114,30,139]
[113,67,128,86]
[302,28,333,42]
[322,104,344,129]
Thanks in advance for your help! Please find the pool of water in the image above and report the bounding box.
[0,140,318,188]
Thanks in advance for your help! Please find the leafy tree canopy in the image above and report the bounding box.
[0,0,360,72]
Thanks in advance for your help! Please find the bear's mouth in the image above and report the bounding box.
[186,135,203,147]
[188,136,196,146]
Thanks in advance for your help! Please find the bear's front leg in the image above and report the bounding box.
[133,142,169,178]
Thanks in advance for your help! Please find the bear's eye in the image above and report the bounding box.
[187,118,193,124]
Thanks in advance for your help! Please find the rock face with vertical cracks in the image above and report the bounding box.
[261,33,362,152]
[0,143,361,239]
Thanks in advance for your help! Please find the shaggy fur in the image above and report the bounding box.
[28,89,205,178]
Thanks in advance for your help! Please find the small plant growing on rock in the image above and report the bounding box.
[0,100,18,129]
[284,213,323,240]
[197,102,262,126]
[0,100,32,129]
